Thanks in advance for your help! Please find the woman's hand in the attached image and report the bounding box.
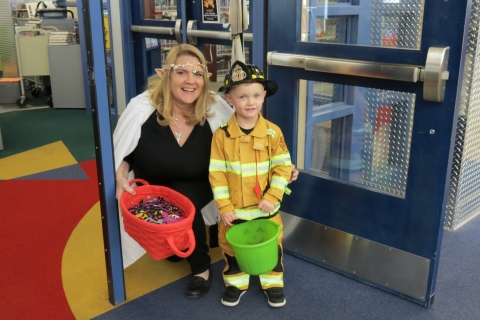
[115,161,136,199]
[289,164,299,183]
[220,211,237,227]
[258,199,274,213]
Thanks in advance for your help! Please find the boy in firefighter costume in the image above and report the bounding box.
[209,61,292,307]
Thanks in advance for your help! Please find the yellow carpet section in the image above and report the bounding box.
[62,202,222,320]
[0,141,77,179]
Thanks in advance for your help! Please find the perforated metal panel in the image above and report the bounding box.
[445,0,480,230]
[0,0,24,78]
[361,89,415,197]
[0,1,51,78]
[369,0,425,49]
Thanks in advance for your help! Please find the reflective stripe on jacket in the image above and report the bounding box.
[209,113,292,218]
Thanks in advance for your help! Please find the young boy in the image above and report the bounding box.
[209,61,292,308]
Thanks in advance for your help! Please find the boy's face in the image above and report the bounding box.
[225,82,266,123]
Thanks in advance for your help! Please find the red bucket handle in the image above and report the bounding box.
[166,229,196,258]
[129,179,149,188]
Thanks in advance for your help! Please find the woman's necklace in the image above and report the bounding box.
[173,117,186,143]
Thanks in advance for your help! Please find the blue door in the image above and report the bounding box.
[266,0,467,306]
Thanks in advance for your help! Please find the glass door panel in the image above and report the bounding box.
[298,80,415,198]
[204,43,250,90]
[140,0,245,22]
[300,0,425,49]
[141,37,179,81]
[143,0,178,20]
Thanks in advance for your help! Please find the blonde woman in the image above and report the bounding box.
[114,44,298,299]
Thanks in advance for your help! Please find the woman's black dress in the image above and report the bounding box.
[124,112,213,275]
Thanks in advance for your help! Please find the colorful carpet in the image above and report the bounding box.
[2,104,480,320]
[0,109,107,319]
[0,143,100,319]
[0,109,222,319]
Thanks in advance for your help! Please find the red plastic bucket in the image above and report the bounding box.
[120,179,196,260]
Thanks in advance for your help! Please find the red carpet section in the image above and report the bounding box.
[0,160,99,319]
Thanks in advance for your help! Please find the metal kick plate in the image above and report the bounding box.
[281,212,430,301]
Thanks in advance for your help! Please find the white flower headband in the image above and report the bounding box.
[156,62,212,78]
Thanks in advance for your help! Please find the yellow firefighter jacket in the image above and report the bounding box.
[209,113,292,220]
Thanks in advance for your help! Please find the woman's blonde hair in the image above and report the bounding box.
[148,44,216,126]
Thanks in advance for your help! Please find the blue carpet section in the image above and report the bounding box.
[14,164,89,180]
[94,216,480,320]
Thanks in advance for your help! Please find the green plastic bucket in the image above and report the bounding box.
[226,219,280,275]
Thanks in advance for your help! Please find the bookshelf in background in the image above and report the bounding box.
[143,0,178,20]
[145,38,159,51]
[49,31,74,46]
[204,44,250,82]
[159,39,177,67]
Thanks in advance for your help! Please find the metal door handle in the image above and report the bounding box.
[423,47,450,102]
[175,19,182,43]
[186,20,252,45]
[267,47,450,102]
[130,25,175,36]
[130,20,182,43]
[130,19,254,46]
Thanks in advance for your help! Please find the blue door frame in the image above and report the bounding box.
[82,0,126,305]
[266,0,467,305]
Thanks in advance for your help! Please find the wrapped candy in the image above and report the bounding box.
[128,196,185,224]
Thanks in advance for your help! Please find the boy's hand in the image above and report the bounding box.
[289,164,299,183]
[258,199,274,213]
[221,211,237,226]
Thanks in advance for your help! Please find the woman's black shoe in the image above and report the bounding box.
[185,274,211,299]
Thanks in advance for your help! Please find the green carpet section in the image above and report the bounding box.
[0,109,99,162]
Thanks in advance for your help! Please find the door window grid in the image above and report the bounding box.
[301,81,415,198]
[301,0,425,49]
[362,89,415,196]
